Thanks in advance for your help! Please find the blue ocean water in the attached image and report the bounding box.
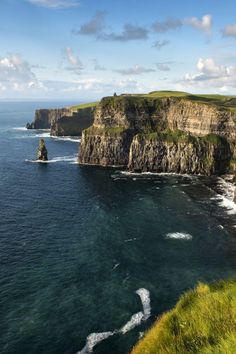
[1,102,236,354]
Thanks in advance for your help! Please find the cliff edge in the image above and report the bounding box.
[26,102,96,136]
[79,92,236,175]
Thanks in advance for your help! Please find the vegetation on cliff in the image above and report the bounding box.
[132,278,236,354]
[70,101,98,111]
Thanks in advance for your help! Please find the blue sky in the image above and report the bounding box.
[1,0,236,100]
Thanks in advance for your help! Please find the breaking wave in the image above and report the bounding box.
[51,136,81,143]
[25,154,77,164]
[76,288,151,353]
[77,332,116,354]
[166,232,193,240]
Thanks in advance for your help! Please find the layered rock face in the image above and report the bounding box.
[27,107,95,136]
[27,108,70,130]
[79,95,236,175]
[128,134,231,175]
[51,107,94,136]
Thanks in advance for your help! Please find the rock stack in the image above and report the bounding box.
[37,139,48,161]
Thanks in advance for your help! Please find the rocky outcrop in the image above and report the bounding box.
[78,95,236,175]
[37,139,48,161]
[27,107,95,136]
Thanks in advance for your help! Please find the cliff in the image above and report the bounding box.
[26,103,96,136]
[27,108,70,130]
[132,278,236,354]
[78,92,236,175]
[50,107,94,136]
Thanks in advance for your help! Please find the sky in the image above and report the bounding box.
[1,0,236,100]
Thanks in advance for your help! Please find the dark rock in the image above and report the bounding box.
[37,139,48,161]
[26,122,32,129]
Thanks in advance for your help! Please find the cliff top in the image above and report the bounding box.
[132,278,236,354]
[70,101,98,111]
[102,91,236,112]
[72,91,236,113]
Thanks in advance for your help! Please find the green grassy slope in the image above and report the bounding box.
[69,91,236,113]
[70,101,98,111]
[131,278,236,354]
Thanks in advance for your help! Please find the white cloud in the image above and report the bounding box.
[114,65,155,75]
[65,47,83,74]
[178,57,236,91]
[0,54,47,95]
[27,0,80,9]
[186,14,212,35]
[61,77,145,95]
[222,24,236,37]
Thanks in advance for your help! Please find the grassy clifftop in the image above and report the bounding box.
[132,278,236,354]
[70,101,98,111]
[69,91,236,113]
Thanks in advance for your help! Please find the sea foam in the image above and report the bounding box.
[76,288,151,353]
[166,232,193,240]
[77,331,115,354]
[51,136,81,143]
[25,154,77,164]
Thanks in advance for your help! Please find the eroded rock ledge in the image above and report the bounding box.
[78,93,236,175]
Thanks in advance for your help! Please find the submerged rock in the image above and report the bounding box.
[37,139,48,161]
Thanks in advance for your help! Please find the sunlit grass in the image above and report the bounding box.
[131,278,236,354]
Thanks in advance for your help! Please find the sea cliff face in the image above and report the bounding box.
[50,107,94,136]
[27,108,70,130]
[27,106,95,136]
[78,94,236,175]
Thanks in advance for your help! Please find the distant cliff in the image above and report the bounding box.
[26,104,96,136]
[79,92,236,175]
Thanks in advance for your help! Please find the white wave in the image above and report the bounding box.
[76,288,151,353]
[216,176,234,200]
[77,331,115,354]
[136,288,151,320]
[112,263,120,270]
[25,155,77,164]
[124,237,137,243]
[166,232,193,240]
[119,288,151,334]
[20,132,51,138]
[12,127,28,131]
[120,171,193,178]
[51,155,77,162]
[51,136,81,143]
[120,312,144,334]
[217,196,236,215]
[25,159,52,164]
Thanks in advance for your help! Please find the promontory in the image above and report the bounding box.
[78,91,236,176]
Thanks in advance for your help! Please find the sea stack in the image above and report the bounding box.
[37,139,48,161]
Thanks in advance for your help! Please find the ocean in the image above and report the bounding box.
[1,102,236,354]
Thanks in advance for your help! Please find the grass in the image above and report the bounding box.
[100,91,236,112]
[139,130,226,146]
[84,126,127,135]
[131,278,236,354]
[69,91,236,113]
[70,101,98,111]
